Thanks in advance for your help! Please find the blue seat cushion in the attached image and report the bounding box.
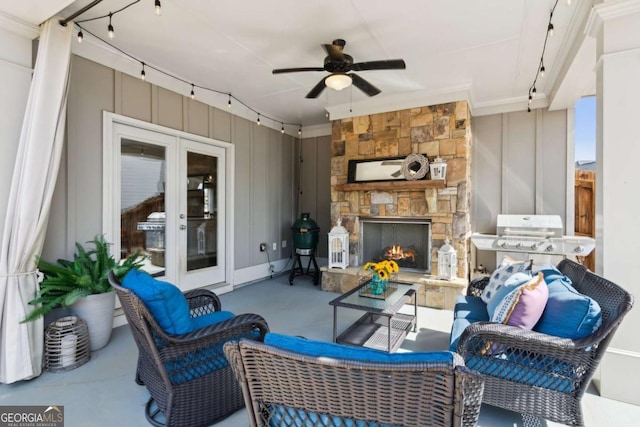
[191,310,235,330]
[534,277,602,339]
[264,333,455,365]
[464,353,575,393]
[453,295,489,321]
[122,269,193,335]
[449,317,476,352]
[269,404,390,427]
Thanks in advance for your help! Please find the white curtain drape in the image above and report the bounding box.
[0,18,72,384]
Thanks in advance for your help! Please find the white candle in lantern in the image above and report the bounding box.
[60,334,77,367]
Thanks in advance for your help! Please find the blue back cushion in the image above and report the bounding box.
[264,333,455,365]
[534,275,602,339]
[122,269,194,335]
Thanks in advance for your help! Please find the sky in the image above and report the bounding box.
[574,96,596,162]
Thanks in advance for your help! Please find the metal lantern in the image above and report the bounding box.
[429,156,448,180]
[328,218,349,269]
[438,238,457,280]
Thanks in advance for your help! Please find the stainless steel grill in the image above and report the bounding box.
[471,214,595,265]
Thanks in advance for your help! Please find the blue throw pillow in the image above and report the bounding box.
[122,270,193,335]
[264,333,455,364]
[534,277,602,339]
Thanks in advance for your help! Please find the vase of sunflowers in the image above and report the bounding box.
[363,260,399,295]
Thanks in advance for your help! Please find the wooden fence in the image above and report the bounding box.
[575,169,595,271]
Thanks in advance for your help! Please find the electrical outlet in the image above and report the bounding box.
[282,240,287,248]
[272,242,277,251]
[259,243,266,252]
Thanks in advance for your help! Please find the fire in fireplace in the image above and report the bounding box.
[380,244,418,267]
[360,217,431,273]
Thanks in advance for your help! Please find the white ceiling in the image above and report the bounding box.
[1,0,594,129]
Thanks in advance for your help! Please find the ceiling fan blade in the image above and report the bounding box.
[350,73,381,97]
[305,77,328,98]
[273,67,325,74]
[322,44,344,61]
[351,59,406,71]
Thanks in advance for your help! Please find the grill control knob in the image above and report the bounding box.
[546,244,556,252]
[516,242,523,249]
[574,245,585,253]
[530,242,540,250]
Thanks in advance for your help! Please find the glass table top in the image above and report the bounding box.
[329,280,420,314]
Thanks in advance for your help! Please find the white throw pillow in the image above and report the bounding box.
[480,257,533,304]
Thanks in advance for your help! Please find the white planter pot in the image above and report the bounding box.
[70,291,116,351]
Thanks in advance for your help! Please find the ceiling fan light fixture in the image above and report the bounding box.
[325,73,352,91]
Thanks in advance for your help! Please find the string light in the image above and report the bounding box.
[107,13,114,38]
[281,123,285,134]
[527,0,559,112]
[69,0,302,134]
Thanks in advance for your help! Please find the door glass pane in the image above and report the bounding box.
[187,152,217,271]
[121,139,166,276]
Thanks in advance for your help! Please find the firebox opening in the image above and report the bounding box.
[360,217,431,273]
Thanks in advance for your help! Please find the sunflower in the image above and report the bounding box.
[377,269,388,280]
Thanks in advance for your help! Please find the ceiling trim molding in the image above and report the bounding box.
[326,83,472,121]
[472,95,549,117]
[301,123,331,138]
[72,28,302,137]
[0,11,39,39]
[586,0,640,38]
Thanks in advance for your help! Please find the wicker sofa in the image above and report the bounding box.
[224,333,485,427]
[449,259,633,426]
[108,270,270,427]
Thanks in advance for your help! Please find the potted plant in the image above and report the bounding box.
[23,234,144,350]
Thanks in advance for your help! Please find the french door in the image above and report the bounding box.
[104,113,233,292]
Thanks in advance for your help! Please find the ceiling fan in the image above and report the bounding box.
[272,39,406,99]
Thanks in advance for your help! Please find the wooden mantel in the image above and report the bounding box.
[335,180,446,192]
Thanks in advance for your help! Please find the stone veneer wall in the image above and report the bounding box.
[330,101,472,279]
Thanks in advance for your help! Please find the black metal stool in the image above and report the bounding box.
[289,248,320,286]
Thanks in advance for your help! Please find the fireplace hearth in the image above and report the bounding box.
[360,217,431,273]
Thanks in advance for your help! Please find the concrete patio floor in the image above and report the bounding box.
[1,272,638,426]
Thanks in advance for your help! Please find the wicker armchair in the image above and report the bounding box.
[457,259,633,426]
[224,337,485,427]
[108,271,270,427]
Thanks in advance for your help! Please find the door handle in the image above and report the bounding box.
[179,224,187,230]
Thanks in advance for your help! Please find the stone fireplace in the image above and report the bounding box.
[321,100,472,310]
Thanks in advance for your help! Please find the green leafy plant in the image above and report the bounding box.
[22,234,144,322]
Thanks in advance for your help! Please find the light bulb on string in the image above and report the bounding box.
[540,64,545,78]
[567,0,571,5]
[108,13,114,39]
[532,87,537,98]
[528,106,531,113]
[528,95,532,105]
[77,30,83,43]
[155,0,162,16]
[190,84,195,99]
[548,22,554,37]
[227,94,232,108]
[281,123,285,134]
[257,113,261,126]
[140,63,146,81]
[298,126,302,136]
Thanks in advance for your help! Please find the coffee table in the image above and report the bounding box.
[329,280,420,353]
